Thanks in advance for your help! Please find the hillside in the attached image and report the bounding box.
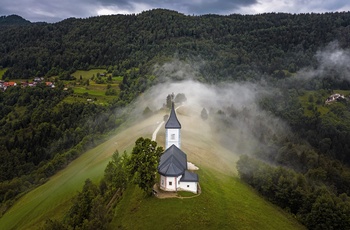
[1,10,350,83]
[1,9,350,229]
[0,15,31,26]
[0,105,305,229]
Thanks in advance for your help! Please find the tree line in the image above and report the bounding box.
[0,84,127,215]
[232,87,350,229]
[1,10,350,83]
[43,137,163,230]
[237,155,350,229]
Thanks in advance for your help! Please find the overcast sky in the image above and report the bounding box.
[1,0,350,23]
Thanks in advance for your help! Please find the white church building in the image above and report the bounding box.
[158,103,199,194]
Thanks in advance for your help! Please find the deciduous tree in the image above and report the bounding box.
[128,137,163,195]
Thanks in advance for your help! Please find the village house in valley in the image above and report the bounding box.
[158,103,199,194]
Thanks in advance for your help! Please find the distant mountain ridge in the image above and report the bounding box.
[0,14,31,26]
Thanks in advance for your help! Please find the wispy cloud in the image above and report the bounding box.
[295,41,350,82]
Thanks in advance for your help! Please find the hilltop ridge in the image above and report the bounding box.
[0,15,31,26]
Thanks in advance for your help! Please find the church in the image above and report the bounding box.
[158,103,199,194]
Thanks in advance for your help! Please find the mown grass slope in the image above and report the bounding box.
[0,112,163,230]
[111,168,305,230]
[0,68,7,79]
[0,105,305,230]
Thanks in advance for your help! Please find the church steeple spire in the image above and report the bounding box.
[165,102,181,149]
[165,102,181,129]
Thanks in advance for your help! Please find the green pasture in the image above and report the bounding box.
[0,137,119,230]
[71,69,107,80]
[71,69,122,83]
[112,167,305,230]
[67,85,118,104]
[73,86,108,96]
[0,109,306,230]
[0,68,7,79]
[65,69,121,105]
[0,113,165,230]
[0,68,122,105]
[299,90,350,116]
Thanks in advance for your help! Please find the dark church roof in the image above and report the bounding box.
[180,170,199,182]
[158,145,187,176]
[165,103,181,129]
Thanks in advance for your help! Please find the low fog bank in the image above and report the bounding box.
[127,41,350,157]
[129,77,290,157]
[305,41,350,81]
[283,41,350,89]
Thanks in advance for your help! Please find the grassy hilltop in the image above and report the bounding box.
[0,106,305,229]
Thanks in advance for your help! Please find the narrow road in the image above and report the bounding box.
[152,121,164,141]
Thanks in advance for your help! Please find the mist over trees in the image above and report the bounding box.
[2,9,350,229]
[201,108,208,120]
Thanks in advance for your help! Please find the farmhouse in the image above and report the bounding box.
[325,93,345,104]
[158,103,199,194]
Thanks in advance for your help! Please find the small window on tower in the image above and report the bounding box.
[171,134,175,140]
[169,182,172,186]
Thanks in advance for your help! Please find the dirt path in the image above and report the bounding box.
[152,121,164,141]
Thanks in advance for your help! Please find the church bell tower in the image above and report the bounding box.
[165,102,181,149]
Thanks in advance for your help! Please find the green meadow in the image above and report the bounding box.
[71,69,106,80]
[0,113,164,230]
[1,69,121,106]
[0,107,305,230]
[299,90,350,116]
[0,68,7,79]
[64,69,122,105]
[112,168,305,230]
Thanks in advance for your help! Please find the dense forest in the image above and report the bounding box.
[0,84,126,215]
[2,9,350,229]
[1,10,350,82]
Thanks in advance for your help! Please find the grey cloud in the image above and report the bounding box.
[95,0,257,15]
[0,0,96,22]
[1,0,350,23]
[321,0,349,11]
[181,0,257,15]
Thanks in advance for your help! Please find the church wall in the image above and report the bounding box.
[160,176,177,191]
[178,181,198,194]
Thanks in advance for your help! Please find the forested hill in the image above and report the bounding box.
[0,15,31,27]
[1,9,350,81]
[2,9,350,229]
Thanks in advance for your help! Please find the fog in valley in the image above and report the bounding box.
[127,41,350,160]
[129,62,290,158]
